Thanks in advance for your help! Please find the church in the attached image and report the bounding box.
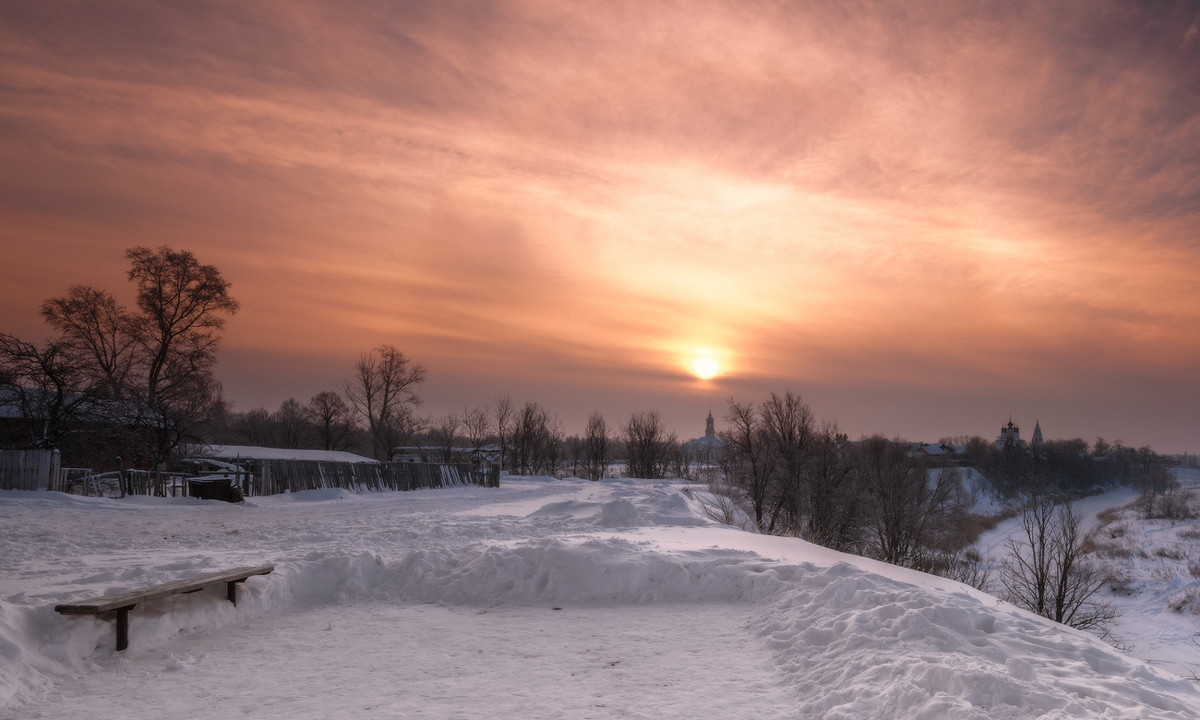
[998,418,1043,448]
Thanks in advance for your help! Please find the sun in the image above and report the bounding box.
[692,356,720,380]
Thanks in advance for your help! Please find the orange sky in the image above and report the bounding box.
[2,1,1199,451]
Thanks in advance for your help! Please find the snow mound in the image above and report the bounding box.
[754,563,1199,719]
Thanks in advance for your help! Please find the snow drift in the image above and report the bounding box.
[3,477,1200,718]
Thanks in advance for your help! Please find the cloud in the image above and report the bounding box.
[1,0,1199,448]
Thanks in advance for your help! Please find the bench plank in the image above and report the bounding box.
[54,565,273,651]
[54,566,274,614]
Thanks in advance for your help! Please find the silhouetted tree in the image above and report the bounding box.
[494,394,515,472]
[582,411,610,481]
[429,411,462,464]
[760,391,816,534]
[720,399,775,532]
[623,411,674,479]
[305,390,357,451]
[344,344,426,460]
[273,398,307,449]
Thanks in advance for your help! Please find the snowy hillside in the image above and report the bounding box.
[3,477,1200,719]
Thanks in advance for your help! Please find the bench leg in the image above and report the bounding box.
[227,580,240,605]
[116,606,134,652]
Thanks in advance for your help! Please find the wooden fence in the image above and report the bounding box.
[249,459,499,496]
[0,449,60,491]
[7,454,499,498]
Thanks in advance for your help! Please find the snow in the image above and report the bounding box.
[972,471,1200,680]
[203,445,378,463]
[3,477,1200,719]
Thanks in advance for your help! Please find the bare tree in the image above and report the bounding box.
[233,407,275,447]
[460,404,492,462]
[305,390,357,451]
[6,247,236,466]
[494,394,514,472]
[803,425,865,552]
[1000,496,1117,631]
[124,246,239,464]
[760,391,816,534]
[858,436,960,568]
[273,398,307,449]
[509,401,561,475]
[41,285,137,399]
[0,333,91,448]
[720,400,776,531]
[582,410,610,481]
[623,411,675,479]
[429,411,462,464]
[344,344,426,460]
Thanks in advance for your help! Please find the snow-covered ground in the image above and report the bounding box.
[973,468,1200,682]
[3,476,1200,719]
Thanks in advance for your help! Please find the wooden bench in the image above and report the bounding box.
[55,565,274,651]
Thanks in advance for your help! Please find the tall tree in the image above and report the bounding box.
[11,246,237,466]
[124,246,239,464]
[344,344,426,460]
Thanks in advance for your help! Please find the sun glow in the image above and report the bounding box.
[692,356,720,380]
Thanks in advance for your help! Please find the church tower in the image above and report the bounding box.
[704,410,715,439]
[1032,420,1043,447]
[1000,418,1021,446]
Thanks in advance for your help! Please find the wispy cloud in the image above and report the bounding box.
[1,0,1198,448]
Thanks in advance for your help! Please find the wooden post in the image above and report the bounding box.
[116,606,132,652]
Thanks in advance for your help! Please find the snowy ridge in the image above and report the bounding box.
[4,478,1200,718]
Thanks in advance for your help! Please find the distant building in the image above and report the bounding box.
[998,418,1043,450]
[685,410,724,465]
[999,419,1021,446]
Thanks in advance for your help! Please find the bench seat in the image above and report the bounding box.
[55,565,274,651]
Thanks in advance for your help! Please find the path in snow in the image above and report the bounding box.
[17,602,792,720]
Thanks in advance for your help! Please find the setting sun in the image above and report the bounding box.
[692,357,720,380]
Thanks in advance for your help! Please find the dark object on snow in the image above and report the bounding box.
[189,477,243,502]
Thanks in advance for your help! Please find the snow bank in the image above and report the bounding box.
[4,479,1200,718]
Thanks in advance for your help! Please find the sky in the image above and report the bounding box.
[1,1,1199,451]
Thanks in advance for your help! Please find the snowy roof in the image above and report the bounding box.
[200,445,378,463]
